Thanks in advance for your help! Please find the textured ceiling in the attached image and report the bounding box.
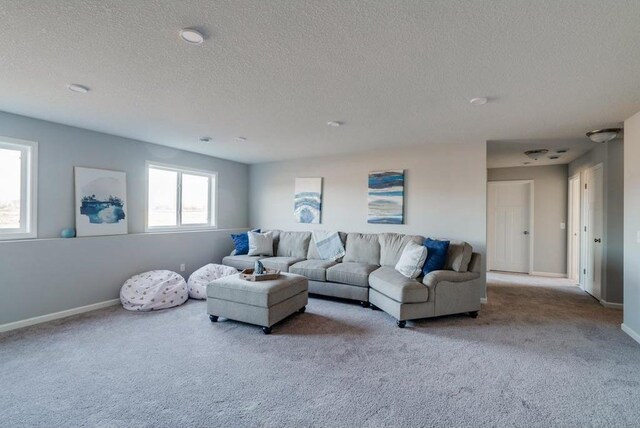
[0,1,639,164]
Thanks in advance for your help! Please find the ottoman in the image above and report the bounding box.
[207,272,308,334]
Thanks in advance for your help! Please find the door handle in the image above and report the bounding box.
[594,238,601,243]
[523,231,529,235]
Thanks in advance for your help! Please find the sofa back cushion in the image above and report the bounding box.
[276,231,312,259]
[307,231,348,260]
[443,240,473,272]
[379,233,424,267]
[343,233,380,265]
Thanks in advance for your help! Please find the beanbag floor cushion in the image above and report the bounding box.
[120,270,188,311]
[187,263,238,299]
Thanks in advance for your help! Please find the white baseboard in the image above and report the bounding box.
[622,323,640,345]
[600,300,623,310]
[531,271,567,278]
[480,297,488,304]
[0,298,120,333]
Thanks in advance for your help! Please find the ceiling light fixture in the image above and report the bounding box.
[199,136,212,143]
[179,28,204,45]
[556,149,568,153]
[327,121,343,127]
[586,128,622,143]
[469,97,488,105]
[234,137,247,142]
[549,155,560,160]
[524,149,549,160]
[67,84,90,93]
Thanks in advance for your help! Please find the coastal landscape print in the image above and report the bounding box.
[294,177,322,224]
[75,167,128,236]
[368,170,404,224]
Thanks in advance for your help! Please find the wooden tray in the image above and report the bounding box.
[239,268,281,281]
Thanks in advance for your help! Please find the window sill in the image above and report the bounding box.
[0,231,37,241]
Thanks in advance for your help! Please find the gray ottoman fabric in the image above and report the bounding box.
[207,272,308,328]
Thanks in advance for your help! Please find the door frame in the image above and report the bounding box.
[567,173,581,283]
[487,179,535,274]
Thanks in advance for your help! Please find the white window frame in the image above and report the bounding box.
[145,161,218,232]
[0,136,38,240]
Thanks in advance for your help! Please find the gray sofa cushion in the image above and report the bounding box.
[443,240,473,272]
[222,255,266,271]
[379,233,424,267]
[343,233,380,266]
[276,231,312,259]
[261,257,305,272]
[326,262,378,287]
[369,267,429,303]
[307,231,348,260]
[290,259,338,282]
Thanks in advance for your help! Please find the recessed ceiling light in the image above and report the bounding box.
[327,121,343,127]
[179,28,204,45]
[199,136,212,143]
[469,97,488,105]
[234,137,247,142]
[67,84,90,93]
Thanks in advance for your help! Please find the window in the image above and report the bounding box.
[0,137,37,240]
[146,162,216,231]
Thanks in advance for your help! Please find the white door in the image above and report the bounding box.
[567,175,581,282]
[583,165,603,299]
[488,181,532,273]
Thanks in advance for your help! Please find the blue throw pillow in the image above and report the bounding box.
[231,229,260,255]
[422,238,450,275]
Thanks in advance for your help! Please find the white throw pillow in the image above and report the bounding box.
[248,231,274,256]
[395,241,428,279]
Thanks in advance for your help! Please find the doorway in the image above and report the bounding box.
[582,163,604,300]
[487,180,533,274]
[567,174,581,283]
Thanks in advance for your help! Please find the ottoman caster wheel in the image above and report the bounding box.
[468,311,479,318]
[298,306,306,313]
[262,326,272,335]
[360,301,370,308]
[209,315,218,322]
[397,320,406,329]
[370,304,379,311]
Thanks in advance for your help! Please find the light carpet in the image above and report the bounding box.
[1,273,639,427]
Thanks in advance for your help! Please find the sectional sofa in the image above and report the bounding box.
[222,231,482,327]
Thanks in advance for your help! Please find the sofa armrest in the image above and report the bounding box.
[422,270,480,288]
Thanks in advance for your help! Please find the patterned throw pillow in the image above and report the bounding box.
[231,229,260,255]
[422,238,450,275]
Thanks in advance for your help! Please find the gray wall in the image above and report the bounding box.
[624,111,640,336]
[248,141,488,296]
[0,111,249,325]
[488,165,568,275]
[569,140,624,304]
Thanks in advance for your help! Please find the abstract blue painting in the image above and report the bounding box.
[294,177,322,224]
[368,170,404,224]
[75,167,128,237]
